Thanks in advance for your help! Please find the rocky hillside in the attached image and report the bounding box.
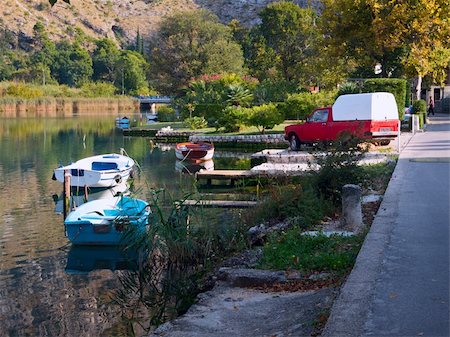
[0,0,317,48]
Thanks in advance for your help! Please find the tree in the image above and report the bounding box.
[177,73,258,122]
[115,50,149,95]
[52,41,93,86]
[31,23,57,85]
[320,0,450,98]
[320,0,399,77]
[257,2,322,85]
[242,30,281,81]
[400,0,450,98]
[134,28,144,54]
[149,10,244,93]
[92,38,121,83]
[429,47,450,87]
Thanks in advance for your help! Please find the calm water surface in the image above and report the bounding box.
[0,115,251,337]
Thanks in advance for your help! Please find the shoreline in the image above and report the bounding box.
[0,97,139,117]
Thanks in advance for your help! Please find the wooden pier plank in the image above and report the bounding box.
[195,169,267,180]
[181,199,258,208]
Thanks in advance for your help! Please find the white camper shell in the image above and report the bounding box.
[332,92,398,121]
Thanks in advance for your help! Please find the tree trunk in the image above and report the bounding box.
[415,75,422,101]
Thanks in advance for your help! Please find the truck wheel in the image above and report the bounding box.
[289,134,301,151]
[380,140,391,146]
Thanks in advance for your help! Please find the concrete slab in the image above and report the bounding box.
[149,284,336,337]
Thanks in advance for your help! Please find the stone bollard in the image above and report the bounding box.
[341,184,363,232]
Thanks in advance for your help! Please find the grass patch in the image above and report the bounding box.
[258,230,364,273]
[359,161,397,192]
[244,182,331,229]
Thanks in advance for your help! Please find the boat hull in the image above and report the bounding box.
[54,153,135,188]
[175,142,214,161]
[64,197,149,245]
[54,167,132,188]
[65,221,146,245]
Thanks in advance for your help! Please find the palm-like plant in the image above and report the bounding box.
[226,84,254,107]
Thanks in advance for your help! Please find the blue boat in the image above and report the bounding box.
[64,196,150,246]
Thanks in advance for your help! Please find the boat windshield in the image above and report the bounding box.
[92,162,118,171]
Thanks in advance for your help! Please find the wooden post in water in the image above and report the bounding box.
[63,170,71,219]
[84,185,89,203]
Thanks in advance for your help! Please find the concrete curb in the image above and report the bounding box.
[321,141,410,336]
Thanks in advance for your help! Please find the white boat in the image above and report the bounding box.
[54,153,135,188]
[64,196,150,246]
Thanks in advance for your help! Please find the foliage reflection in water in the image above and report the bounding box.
[0,115,253,336]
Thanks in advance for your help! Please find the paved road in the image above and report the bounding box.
[323,115,450,337]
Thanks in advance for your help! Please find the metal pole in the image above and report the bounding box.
[397,120,401,153]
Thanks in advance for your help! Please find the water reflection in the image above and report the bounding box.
[66,246,140,274]
[175,159,214,174]
[0,115,247,336]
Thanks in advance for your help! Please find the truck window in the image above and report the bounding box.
[309,109,328,122]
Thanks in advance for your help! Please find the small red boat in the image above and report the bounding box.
[175,142,214,161]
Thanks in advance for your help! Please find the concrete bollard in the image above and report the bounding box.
[341,184,363,232]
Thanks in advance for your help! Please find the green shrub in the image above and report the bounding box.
[247,103,284,134]
[418,113,425,128]
[244,183,328,229]
[412,99,427,127]
[80,81,116,97]
[6,83,43,99]
[405,81,412,107]
[314,136,367,205]
[188,103,225,123]
[412,99,427,114]
[362,78,407,120]
[158,105,177,122]
[337,82,361,96]
[279,91,336,120]
[184,116,207,130]
[216,106,249,132]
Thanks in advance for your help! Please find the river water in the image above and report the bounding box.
[0,115,252,337]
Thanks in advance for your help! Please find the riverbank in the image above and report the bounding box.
[148,188,387,337]
[146,135,402,337]
[0,97,139,117]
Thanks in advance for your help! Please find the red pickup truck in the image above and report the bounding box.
[285,92,400,150]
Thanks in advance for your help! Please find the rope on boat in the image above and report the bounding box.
[180,149,193,163]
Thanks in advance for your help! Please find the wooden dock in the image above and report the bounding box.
[196,170,259,179]
[181,199,258,208]
[195,169,275,186]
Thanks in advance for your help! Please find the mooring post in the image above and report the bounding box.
[84,185,89,203]
[341,184,363,233]
[63,170,71,219]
